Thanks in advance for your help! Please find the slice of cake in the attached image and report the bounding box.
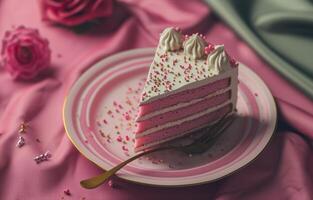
[134,27,238,152]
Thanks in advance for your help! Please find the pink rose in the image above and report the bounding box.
[40,0,113,26]
[1,26,51,80]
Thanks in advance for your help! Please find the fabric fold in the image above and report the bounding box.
[206,0,313,98]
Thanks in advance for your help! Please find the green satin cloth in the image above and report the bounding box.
[205,0,313,98]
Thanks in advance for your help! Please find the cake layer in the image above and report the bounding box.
[135,104,232,151]
[136,100,231,137]
[137,78,230,119]
[136,90,231,133]
[138,88,231,121]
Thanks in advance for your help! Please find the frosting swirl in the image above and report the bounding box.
[183,34,207,59]
[207,45,229,75]
[159,27,183,51]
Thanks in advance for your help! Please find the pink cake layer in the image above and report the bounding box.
[137,78,230,119]
[135,104,232,149]
[136,91,231,134]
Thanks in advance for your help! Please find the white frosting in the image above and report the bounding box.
[183,34,207,59]
[207,45,229,76]
[159,27,183,51]
[139,29,238,105]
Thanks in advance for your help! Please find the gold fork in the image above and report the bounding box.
[80,115,234,189]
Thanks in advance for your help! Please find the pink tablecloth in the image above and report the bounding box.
[0,0,312,199]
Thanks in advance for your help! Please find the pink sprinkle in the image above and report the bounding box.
[108,179,115,188]
[103,119,107,124]
[122,146,128,151]
[125,135,130,141]
[175,27,181,32]
[118,105,123,109]
[116,136,122,142]
[64,189,71,196]
[124,114,131,121]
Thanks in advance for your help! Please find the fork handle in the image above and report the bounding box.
[80,146,172,189]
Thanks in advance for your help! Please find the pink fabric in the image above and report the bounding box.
[0,0,312,199]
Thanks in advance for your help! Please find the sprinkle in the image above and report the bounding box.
[16,136,25,148]
[34,151,51,164]
[124,114,131,121]
[125,135,130,141]
[36,138,40,143]
[122,146,128,151]
[108,179,115,188]
[18,122,28,133]
[63,189,71,196]
[103,119,107,124]
[116,135,122,142]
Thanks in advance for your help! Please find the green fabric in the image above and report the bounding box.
[205,0,313,98]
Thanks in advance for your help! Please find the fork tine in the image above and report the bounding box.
[203,116,234,143]
[199,114,231,141]
[195,114,230,142]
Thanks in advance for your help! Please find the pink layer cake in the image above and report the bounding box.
[135,27,238,152]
